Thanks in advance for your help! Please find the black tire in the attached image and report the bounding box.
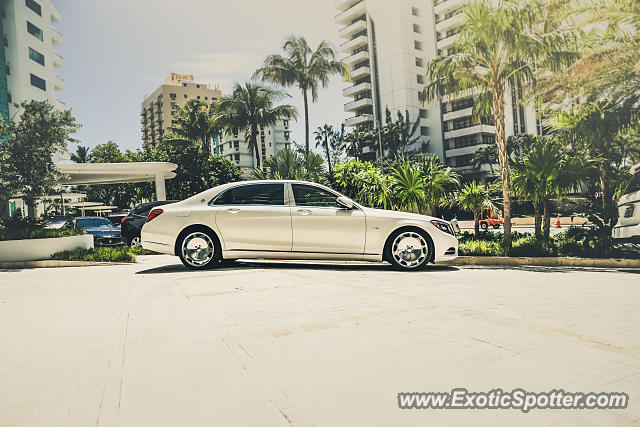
[492,224,500,229]
[127,236,142,247]
[384,228,433,271]
[480,222,489,231]
[176,226,221,270]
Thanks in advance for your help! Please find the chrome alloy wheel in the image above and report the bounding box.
[181,232,215,267]
[130,236,142,247]
[391,231,429,269]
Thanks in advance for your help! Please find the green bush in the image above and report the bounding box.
[130,246,155,255]
[459,240,506,256]
[509,236,557,257]
[52,247,136,262]
[0,227,83,241]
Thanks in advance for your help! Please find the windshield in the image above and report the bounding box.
[76,218,114,228]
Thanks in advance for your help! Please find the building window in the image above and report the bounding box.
[420,126,428,136]
[197,96,200,99]
[30,73,46,91]
[283,120,289,128]
[234,154,240,162]
[419,109,428,119]
[25,0,41,16]
[28,47,44,66]
[413,24,421,33]
[3,37,7,47]
[414,40,422,51]
[417,74,424,84]
[196,84,200,88]
[183,83,187,87]
[261,135,265,143]
[170,93,176,100]
[415,57,423,67]
[412,7,419,16]
[234,141,239,149]
[204,96,208,100]
[284,131,290,141]
[183,94,187,98]
[27,21,43,41]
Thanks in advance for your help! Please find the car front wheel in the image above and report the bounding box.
[385,229,432,271]
[178,228,220,270]
[480,222,489,230]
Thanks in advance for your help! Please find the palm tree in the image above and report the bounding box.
[314,124,335,173]
[215,82,297,169]
[421,0,577,248]
[391,160,425,213]
[70,145,92,163]
[251,148,324,181]
[342,128,374,161]
[254,35,349,154]
[164,99,218,153]
[382,108,422,158]
[412,154,460,215]
[453,182,499,236]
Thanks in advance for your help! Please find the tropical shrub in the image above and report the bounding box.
[508,236,558,257]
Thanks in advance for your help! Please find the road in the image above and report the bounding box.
[1,256,639,426]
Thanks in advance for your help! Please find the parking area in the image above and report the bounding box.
[1,256,639,426]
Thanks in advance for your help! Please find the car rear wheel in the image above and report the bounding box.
[128,236,142,247]
[385,229,432,271]
[178,228,220,270]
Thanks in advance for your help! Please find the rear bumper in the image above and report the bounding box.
[141,231,175,255]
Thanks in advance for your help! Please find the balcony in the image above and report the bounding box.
[338,18,367,39]
[340,35,368,53]
[436,13,464,33]
[345,114,374,127]
[51,26,63,45]
[434,0,467,15]
[437,33,458,50]
[335,0,362,11]
[444,124,495,140]
[344,97,373,112]
[335,1,365,25]
[343,82,371,97]
[53,74,64,91]
[52,51,64,68]
[342,49,369,65]
[350,65,371,80]
[445,144,491,158]
[442,107,473,122]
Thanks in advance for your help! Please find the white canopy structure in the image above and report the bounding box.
[56,162,178,201]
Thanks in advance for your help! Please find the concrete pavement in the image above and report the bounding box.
[1,256,639,426]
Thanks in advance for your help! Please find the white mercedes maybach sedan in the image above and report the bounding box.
[141,180,458,271]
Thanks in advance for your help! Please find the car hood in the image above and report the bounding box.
[360,206,443,223]
[82,226,121,237]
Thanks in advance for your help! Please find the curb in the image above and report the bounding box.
[442,256,640,268]
[0,260,133,269]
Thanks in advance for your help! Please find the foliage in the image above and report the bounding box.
[411,154,460,214]
[421,0,578,248]
[52,246,136,262]
[508,235,558,257]
[341,128,375,161]
[381,108,423,158]
[391,160,425,213]
[163,99,219,153]
[554,226,639,259]
[314,124,338,173]
[451,181,499,235]
[0,215,82,241]
[459,240,506,256]
[70,145,92,163]
[215,82,297,168]
[254,35,348,153]
[0,100,80,216]
[251,148,325,182]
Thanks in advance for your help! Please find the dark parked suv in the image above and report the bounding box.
[121,201,177,246]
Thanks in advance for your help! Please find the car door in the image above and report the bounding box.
[290,183,366,254]
[211,182,292,252]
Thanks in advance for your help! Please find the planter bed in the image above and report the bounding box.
[0,235,94,262]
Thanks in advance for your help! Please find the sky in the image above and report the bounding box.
[55,0,347,153]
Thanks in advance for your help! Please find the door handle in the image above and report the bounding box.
[226,208,240,214]
[297,209,312,215]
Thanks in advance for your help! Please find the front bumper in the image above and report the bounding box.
[433,232,459,262]
[94,236,124,246]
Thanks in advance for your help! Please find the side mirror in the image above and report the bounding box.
[337,196,355,210]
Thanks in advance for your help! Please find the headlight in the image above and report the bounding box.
[430,220,455,236]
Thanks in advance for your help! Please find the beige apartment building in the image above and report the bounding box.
[141,73,222,146]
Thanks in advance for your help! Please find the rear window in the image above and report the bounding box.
[212,184,284,206]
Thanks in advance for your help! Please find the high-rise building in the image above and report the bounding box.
[335,0,444,161]
[434,0,538,181]
[336,0,540,181]
[141,73,222,146]
[0,0,64,122]
[213,119,293,178]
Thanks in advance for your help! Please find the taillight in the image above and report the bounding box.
[146,208,164,223]
[121,217,127,223]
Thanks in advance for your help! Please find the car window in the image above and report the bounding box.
[76,218,113,228]
[213,184,285,206]
[131,205,150,216]
[292,184,338,208]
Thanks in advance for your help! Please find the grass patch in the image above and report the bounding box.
[459,240,506,256]
[0,227,83,241]
[52,246,136,263]
[130,246,155,255]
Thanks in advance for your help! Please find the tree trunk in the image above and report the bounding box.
[492,83,512,248]
[303,90,310,154]
[324,134,332,174]
[251,127,261,169]
[534,203,542,238]
[543,198,550,238]
[474,210,480,236]
[27,199,36,218]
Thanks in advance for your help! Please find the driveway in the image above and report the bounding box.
[1,256,639,426]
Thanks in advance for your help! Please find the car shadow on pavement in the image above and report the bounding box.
[135,261,459,275]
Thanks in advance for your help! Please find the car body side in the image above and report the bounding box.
[141,181,458,263]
